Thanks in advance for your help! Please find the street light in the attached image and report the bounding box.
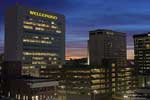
[93,90,98,100]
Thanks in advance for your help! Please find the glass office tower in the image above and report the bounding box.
[133,33,150,87]
[5,4,65,78]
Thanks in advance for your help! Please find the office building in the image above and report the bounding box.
[4,77,58,100]
[88,29,132,96]
[126,60,137,89]
[133,33,150,87]
[59,64,112,100]
[0,54,4,96]
[3,4,65,99]
[5,4,65,78]
[88,29,126,66]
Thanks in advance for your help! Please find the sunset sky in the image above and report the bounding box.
[0,0,150,60]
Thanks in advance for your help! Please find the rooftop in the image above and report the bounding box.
[133,32,150,37]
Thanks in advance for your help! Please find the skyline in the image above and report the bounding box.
[1,0,150,60]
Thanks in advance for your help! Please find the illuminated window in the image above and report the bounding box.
[51,25,57,29]
[112,68,115,72]
[112,78,115,82]
[42,37,49,40]
[35,27,45,31]
[23,39,52,44]
[56,30,62,33]
[22,66,29,70]
[33,36,39,39]
[91,69,100,73]
[91,74,101,78]
[23,96,25,100]
[53,57,57,60]
[32,61,46,64]
[24,21,50,28]
[41,66,46,69]
[29,18,33,21]
[91,85,100,89]
[92,80,101,84]
[26,96,28,100]
[23,21,34,25]
[52,61,57,64]
[51,37,54,40]
[32,57,44,60]
[49,57,52,60]
[16,94,18,99]
[106,32,114,35]
[32,96,35,100]
[112,63,115,67]
[51,21,55,24]
[8,92,10,97]
[18,94,21,100]
[112,73,115,77]
[23,25,33,29]
[30,66,35,69]
[23,52,57,56]
[146,44,150,49]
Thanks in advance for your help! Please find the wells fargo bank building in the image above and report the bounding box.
[5,4,65,78]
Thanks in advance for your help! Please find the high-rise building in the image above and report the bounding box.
[88,29,132,96]
[133,33,150,87]
[3,4,65,99]
[4,4,65,78]
[88,29,126,66]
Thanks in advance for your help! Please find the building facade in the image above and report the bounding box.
[88,29,126,66]
[88,29,132,96]
[0,54,4,96]
[5,4,65,78]
[133,33,150,87]
[3,4,65,99]
[59,64,112,100]
[5,77,58,100]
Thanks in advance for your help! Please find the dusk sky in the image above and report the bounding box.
[0,0,150,60]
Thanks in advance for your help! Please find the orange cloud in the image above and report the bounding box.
[66,48,134,60]
[65,48,87,60]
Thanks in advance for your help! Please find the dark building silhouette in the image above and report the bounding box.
[65,58,87,65]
